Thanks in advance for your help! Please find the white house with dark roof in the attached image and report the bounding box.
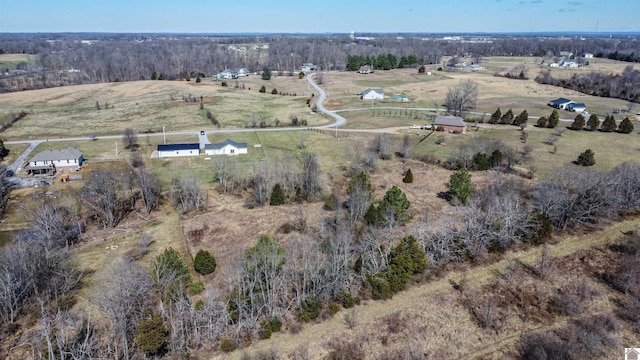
[361,88,384,100]
[358,65,373,74]
[25,147,84,175]
[204,139,248,156]
[157,143,200,158]
[549,98,576,110]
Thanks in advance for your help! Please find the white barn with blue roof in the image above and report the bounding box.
[157,143,200,158]
[204,139,248,156]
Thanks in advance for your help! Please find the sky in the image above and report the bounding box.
[1,0,639,34]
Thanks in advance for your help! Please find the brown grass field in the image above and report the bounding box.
[2,57,640,359]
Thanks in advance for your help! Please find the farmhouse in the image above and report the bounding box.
[463,64,484,72]
[361,88,384,100]
[301,63,316,72]
[25,147,84,175]
[157,143,200,158]
[567,102,587,113]
[435,115,468,134]
[584,53,594,59]
[358,65,373,74]
[204,139,248,156]
[549,98,575,110]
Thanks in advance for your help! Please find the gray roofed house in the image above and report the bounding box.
[567,102,587,113]
[204,139,248,156]
[361,88,384,100]
[435,115,468,134]
[549,98,575,110]
[26,147,84,175]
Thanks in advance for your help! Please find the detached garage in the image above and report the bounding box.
[204,139,248,156]
[157,143,200,158]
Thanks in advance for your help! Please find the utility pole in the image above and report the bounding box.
[163,126,166,144]
[115,141,118,158]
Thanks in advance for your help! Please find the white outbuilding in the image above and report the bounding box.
[204,139,248,156]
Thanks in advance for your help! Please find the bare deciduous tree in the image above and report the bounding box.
[169,174,206,213]
[444,80,478,117]
[123,128,138,151]
[137,167,162,214]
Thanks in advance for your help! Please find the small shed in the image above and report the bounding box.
[204,139,248,156]
[435,115,468,134]
[157,143,200,158]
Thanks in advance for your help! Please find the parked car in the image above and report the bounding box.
[200,130,205,135]
[422,124,433,129]
[409,124,421,129]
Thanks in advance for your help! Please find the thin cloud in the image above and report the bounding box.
[531,0,543,3]
[558,7,576,12]
[567,1,580,4]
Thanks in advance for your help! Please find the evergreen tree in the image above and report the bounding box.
[379,185,411,224]
[195,76,201,83]
[587,114,600,131]
[489,108,502,124]
[259,85,266,93]
[0,139,9,160]
[472,152,490,170]
[601,115,617,132]
[418,65,426,74]
[570,113,586,130]
[270,183,285,206]
[151,71,158,80]
[445,168,475,205]
[135,310,168,356]
[271,88,278,94]
[261,68,272,80]
[403,168,413,183]
[500,109,514,124]
[488,149,503,168]
[618,117,634,134]
[386,235,428,293]
[193,249,216,275]
[513,109,528,126]
[548,109,559,128]
[536,116,548,128]
[576,149,595,166]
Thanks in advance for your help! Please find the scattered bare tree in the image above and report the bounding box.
[444,79,478,117]
[169,174,206,213]
[123,128,138,151]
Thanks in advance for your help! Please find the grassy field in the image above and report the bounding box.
[0,54,38,70]
[0,74,324,139]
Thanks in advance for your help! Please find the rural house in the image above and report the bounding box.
[549,98,575,110]
[157,143,200,158]
[435,115,468,134]
[25,147,84,175]
[463,64,484,72]
[204,139,248,156]
[361,88,384,100]
[301,63,316,72]
[567,102,587,113]
[358,65,373,74]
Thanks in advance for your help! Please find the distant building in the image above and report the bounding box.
[358,65,373,74]
[215,70,238,80]
[301,63,316,72]
[584,53,594,58]
[435,115,468,134]
[361,88,384,100]
[204,139,248,156]
[25,147,84,175]
[463,64,484,72]
[549,98,576,110]
[157,143,200,158]
[567,103,587,113]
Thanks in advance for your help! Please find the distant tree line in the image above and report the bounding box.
[536,65,640,103]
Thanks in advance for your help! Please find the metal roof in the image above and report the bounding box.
[30,148,83,162]
[435,115,467,127]
[549,98,574,105]
[204,139,248,150]
[157,143,200,151]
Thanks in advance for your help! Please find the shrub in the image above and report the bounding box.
[268,316,282,332]
[220,337,237,352]
[195,76,201,83]
[259,85,266,93]
[298,71,305,79]
[135,311,168,356]
[298,296,322,322]
[189,281,205,294]
[403,168,413,183]
[194,249,216,275]
[336,289,356,308]
[258,322,272,339]
[446,168,475,205]
[270,183,285,206]
[536,116,548,128]
[271,88,278,94]
[576,149,595,166]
